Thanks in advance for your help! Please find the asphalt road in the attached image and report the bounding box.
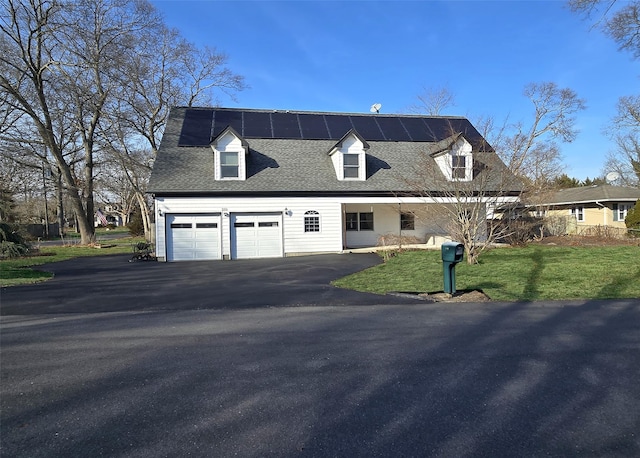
[1,255,639,456]
[2,300,640,457]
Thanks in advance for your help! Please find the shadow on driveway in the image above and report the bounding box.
[1,253,420,315]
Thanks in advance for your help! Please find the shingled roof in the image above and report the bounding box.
[148,107,522,196]
[543,185,640,205]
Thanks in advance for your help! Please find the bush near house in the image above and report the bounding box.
[127,207,145,236]
[625,199,640,235]
[0,222,30,258]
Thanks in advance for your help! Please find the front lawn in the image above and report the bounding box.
[332,245,640,301]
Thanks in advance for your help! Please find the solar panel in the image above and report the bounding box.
[375,117,411,141]
[242,111,272,138]
[429,118,459,141]
[398,117,436,142]
[272,112,302,138]
[213,110,243,138]
[183,109,486,147]
[325,115,353,139]
[349,116,385,141]
[178,109,214,146]
[299,114,330,139]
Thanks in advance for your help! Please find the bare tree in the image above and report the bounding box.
[404,81,583,260]
[498,82,586,190]
[411,82,585,191]
[603,95,640,186]
[569,0,640,58]
[407,85,456,116]
[1,0,245,244]
[403,132,523,264]
[604,133,640,186]
[0,0,154,243]
[98,23,246,240]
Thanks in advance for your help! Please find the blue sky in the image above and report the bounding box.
[151,0,640,181]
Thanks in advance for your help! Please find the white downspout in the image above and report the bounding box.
[595,201,606,226]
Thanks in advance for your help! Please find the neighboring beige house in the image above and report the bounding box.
[535,185,640,236]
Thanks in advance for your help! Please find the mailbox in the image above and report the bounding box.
[441,242,464,263]
[441,242,464,294]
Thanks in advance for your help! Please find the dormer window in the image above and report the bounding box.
[212,127,248,181]
[343,154,360,178]
[432,136,473,182]
[328,130,369,181]
[220,152,239,178]
[452,155,467,179]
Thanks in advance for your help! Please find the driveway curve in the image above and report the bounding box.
[1,253,420,315]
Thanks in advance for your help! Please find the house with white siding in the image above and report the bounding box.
[147,107,521,262]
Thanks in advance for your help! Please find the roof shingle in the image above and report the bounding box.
[148,107,522,195]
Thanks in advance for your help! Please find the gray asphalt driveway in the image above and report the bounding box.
[1,253,420,315]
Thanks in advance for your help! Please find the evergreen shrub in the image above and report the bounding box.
[625,199,640,236]
[0,222,29,258]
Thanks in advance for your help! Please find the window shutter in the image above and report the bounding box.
[613,203,619,221]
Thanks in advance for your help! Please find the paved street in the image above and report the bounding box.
[2,299,639,457]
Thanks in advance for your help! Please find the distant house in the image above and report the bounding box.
[147,107,521,262]
[94,204,124,227]
[535,185,640,236]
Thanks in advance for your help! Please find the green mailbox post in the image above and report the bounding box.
[441,242,464,294]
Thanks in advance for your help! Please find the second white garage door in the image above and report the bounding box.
[231,213,283,259]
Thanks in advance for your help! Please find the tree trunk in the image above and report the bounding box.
[135,191,152,241]
[55,170,64,237]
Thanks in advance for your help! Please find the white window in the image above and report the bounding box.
[452,155,467,180]
[220,152,239,178]
[613,203,631,222]
[571,206,584,222]
[304,211,320,232]
[343,154,360,179]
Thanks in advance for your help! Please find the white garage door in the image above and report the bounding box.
[166,214,221,261]
[231,213,283,259]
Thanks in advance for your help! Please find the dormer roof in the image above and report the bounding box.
[211,126,249,150]
[429,133,465,158]
[327,129,370,155]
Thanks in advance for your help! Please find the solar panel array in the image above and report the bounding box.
[178,108,484,147]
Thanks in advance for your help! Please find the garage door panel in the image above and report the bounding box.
[167,214,221,261]
[231,213,282,259]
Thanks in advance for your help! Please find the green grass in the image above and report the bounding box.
[332,245,640,301]
[39,226,131,240]
[0,237,143,287]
